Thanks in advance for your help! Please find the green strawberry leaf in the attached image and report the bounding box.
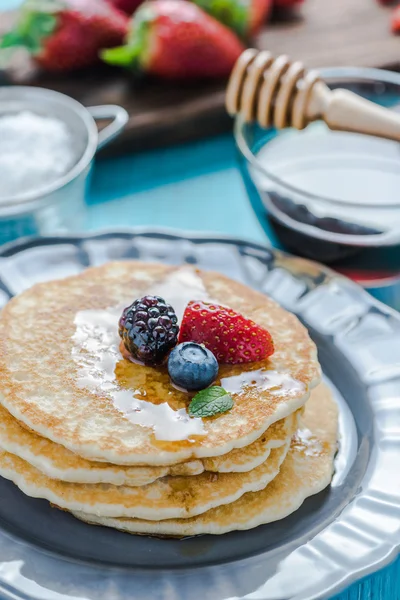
[0,11,57,54]
[0,31,25,50]
[188,387,234,418]
[191,0,248,38]
[102,4,153,71]
[20,12,58,52]
[101,45,139,67]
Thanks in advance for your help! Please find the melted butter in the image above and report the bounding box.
[220,369,305,397]
[147,266,209,321]
[70,267,304,443]
[71,268,209,442]
[292,428,323,457]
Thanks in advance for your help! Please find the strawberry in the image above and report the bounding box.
[190,0,272,37]
[178,301,274,364]
[107,0,143,15]
[102,0,245,79]
[0,0,129,72]
[392,6,400,32]
[249,0,273,34]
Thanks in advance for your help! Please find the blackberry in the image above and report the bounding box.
[118,295,179,365]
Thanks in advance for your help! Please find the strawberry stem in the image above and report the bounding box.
[191,0,248,38]
[101,44,141,68]
[0,10,57,54]
[101,4,153,71]
[0,31,26,50]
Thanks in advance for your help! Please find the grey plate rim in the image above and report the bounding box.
[0,226,398,600]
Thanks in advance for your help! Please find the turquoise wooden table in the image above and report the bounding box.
[0,1,399,595]
[88,134,399,600]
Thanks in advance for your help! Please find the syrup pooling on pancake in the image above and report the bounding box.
[71,268,215,442]
[72,267,303,442]
[72,306,205,442]
[220,370,304,398]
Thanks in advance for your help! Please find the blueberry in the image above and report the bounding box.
[168,342,218,391]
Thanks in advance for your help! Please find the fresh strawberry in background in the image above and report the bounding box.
[0,0,129,72]
[107,0,143,15]
[190,0,272,38]
[102,0,245,79]
[249,0,273,34]
[391,5,400,32]
[179,301,274,364]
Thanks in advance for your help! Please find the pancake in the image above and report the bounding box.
[73,382,338,535]
[0,404,298,485]
[0,262,320,465]
[203,407,299,473]
[0,409,298,519]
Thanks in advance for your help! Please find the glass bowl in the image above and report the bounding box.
[236,67,400,263]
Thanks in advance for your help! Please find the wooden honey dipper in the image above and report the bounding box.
[226,48,400,141]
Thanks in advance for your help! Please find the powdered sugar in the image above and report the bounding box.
[0,111,76,200]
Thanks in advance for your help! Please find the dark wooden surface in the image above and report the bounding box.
[2,0,399,156]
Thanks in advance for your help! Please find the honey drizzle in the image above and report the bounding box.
[71,266,306,444]
[71,268,209,442]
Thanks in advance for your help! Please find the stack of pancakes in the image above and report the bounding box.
[0,263,338,536]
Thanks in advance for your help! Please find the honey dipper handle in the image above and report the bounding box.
[309,82,400,142]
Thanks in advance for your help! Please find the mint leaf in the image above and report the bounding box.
[188,386,233,418]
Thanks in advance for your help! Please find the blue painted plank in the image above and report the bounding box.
[88,135,267,244]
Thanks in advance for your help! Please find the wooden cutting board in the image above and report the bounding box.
[2,0,400,156]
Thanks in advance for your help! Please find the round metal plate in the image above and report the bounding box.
[0,229,397,600]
